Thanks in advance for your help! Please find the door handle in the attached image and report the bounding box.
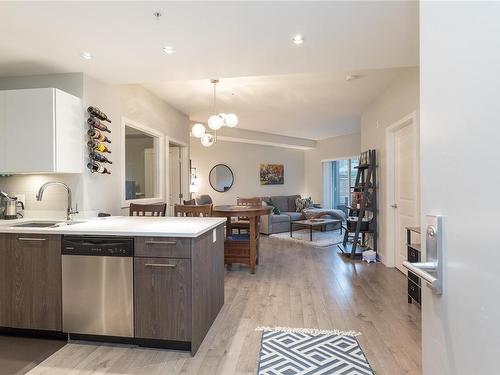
[17,237,47,241]
[145,263,177,268]
[403,215,444,295]
[391,204,398,208]
[403,261,438,285]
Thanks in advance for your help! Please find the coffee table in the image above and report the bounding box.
[290,218,342,241]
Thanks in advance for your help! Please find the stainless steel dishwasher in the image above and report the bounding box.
[61,236,134,338]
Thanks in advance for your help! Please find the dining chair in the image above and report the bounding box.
[224,232,252,272]
[174,204,213,217]
[129,203,167,217]
[232,197,263,234]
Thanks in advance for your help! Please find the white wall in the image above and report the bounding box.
[0,73,190,217]
[190,139,305,205]
[360,67,419,263]
[303,132,361,203]
[420,3,500,374]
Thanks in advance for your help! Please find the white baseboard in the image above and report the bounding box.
[377,252,393,267]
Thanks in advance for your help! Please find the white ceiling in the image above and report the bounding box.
[145,69,408,140]
[0,1,419,140]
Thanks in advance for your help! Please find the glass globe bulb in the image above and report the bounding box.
[218,113,227,125]
[208,115,223,130]
[201,133,215,147]
[225,113,238,127]
[191,123,206,138]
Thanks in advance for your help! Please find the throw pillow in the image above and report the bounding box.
[295,197,313,212]
[263,199,281,215]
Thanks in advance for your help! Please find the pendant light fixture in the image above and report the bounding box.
[191,79,238,147]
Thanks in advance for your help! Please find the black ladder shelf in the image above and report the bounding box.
[339,149,378,259]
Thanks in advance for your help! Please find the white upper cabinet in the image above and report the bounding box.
[0,88,83,174]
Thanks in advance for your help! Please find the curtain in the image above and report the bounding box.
[322,161,333,209]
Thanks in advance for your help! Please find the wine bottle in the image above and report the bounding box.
[87,140,111,153]
[89,152,112,164]
[87,117,111,133]
[87,162,111,174]
[87,129,111,143]
[87,106,112,123]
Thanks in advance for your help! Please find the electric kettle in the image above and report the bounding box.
[0,192,24,220]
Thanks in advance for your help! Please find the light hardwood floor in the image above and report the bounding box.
[27,237,421,375]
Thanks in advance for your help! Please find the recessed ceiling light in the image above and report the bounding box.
[292,34,304,45]
[162,46,175,55]
[80,52,93,60]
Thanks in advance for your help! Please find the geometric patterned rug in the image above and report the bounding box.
[257,327,373,375]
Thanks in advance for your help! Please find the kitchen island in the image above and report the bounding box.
[0,216,226,355]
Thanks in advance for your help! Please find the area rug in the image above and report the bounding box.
[256,327,373,375]
[270,229,344,247]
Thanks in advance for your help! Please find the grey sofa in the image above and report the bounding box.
[260,195,345,235]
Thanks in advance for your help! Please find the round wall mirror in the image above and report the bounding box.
[209,164,234,192]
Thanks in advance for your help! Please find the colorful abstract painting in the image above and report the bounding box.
[260,164,284,185]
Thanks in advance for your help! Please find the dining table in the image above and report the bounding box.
[212,205,272,273]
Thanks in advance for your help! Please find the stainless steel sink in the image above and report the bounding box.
[11,221,85,228]
[12,221,61,228]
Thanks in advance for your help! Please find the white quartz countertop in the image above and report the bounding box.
[0,216,227,238]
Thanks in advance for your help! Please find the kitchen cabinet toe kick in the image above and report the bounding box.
[0,327,67,341]
[0,328,191,352]
[68,334,192,352]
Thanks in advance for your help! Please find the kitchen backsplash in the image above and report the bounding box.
[0,174,82,213]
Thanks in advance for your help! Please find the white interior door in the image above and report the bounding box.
[421,3,500,373]
[393,123,417,273]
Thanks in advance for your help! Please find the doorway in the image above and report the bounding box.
[166,138,189,216]
[386,112,419,272]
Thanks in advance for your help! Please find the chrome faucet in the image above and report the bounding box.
[36,181,79,221]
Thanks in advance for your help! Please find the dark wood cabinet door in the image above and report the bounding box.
[10,234,62,331]
[134,257,192,341]
[0,234,14,327]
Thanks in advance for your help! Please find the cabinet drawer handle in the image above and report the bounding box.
[145,263,177,268]
[18,237,47,242]
[145,240,177,245]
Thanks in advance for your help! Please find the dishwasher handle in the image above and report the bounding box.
[65,240,130,248]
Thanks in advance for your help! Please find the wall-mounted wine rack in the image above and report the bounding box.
[86,106,112,174]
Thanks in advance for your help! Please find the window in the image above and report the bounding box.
[121,118,164,207]
[322,158,359,210]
